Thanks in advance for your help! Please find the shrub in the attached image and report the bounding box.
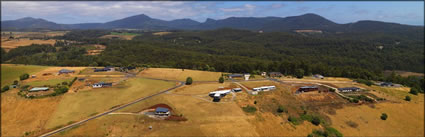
[242,105,257,113]
[409,88,419,95]
[20,85,30,91]
[68,77,77,86]
[356,79,373,86]
[19,73,29,81]
[13,80,19,85]
[310,127,343,137]
[254,100,257,104]
[186,77,193,85]
[62,81,68,85]
[405,96,411,101]
[277,105,287,113]
[219,76,224,83]
[346,121,359,128]
[1,85,10,93]
[351,98,359,103]
[329,88,336,92]
[325,127,343,137]
[380,113,388,120]
[287,116,300,125]
[311,116,321,126]
[54,86,69,94]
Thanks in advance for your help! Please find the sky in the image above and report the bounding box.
[1,1,424,26]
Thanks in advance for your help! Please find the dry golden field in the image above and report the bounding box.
[99,35,136,40]
[1,38,56,52]
[139,68,222,81]
[1,89,63,136]
[152,31,172,36]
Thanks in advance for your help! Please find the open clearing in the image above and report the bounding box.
[99,32,138,40]
[1,64,49,86]
[152,32,172,36]
[1,38,56,52]
[384,70,424,77]
[139,68,222,81]
[45,78,176,129]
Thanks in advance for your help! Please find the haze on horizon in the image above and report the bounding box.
[1,1,424,26]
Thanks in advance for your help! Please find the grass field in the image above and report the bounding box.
[139,68,222,82]
[327,95,424,136]
[1,64,49,86]
[110,32,139,36]
[59,82,259,136]
[45,78,176,129]
[24,78,73,87]
[152,32,172,36]
[1,38,56,52]
[99,32,138,40]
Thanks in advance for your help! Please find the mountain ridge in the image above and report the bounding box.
[1,13,423,34]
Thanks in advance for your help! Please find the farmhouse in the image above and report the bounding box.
[29,87,49,92]
[59,69,75,74]
[154,107,170,116]
[269,72,283,77]
[313,74,324,79]
[209,89,231,102]
[92,82,113,88]
[297,86,319,93]
[338,87,361,92]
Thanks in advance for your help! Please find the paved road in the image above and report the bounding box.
[39,80,184,137]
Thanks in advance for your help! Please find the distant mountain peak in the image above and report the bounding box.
[205,18,216,22]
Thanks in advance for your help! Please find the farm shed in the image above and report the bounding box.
[155,107,170,116]
[59,69,75,74]
[29,87,49,92]
[94,66,114,72]
[297,86,319,93]
[338,87,361,92]
[380,82,394,87]
[253,86,276,92]
[269,72,283,77]
[228,74,243,78]
[313,74,324,79]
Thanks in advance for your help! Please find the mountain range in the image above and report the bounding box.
[1,13,423,34]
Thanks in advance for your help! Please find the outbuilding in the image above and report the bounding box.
[29,87,49,92]
[59,69,75,74]
[313,74,324,79]
[269,72,283,77]
[297,86,319,92]
[338,87,361,92]
[155,107,170,116]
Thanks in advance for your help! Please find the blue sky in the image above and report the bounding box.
[1,1,423,25]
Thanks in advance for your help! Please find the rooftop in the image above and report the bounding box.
[155,107,169,112]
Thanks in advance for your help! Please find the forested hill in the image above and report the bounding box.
[2,29,423,75]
